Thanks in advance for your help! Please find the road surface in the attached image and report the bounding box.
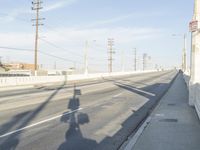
[0,70,177,150]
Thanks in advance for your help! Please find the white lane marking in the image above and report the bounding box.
[113,92,123,98]
[0,91,126,138]
[0,108,82,138]
[123,116,152,150]
[129,87,155,97]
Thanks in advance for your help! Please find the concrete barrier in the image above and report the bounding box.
[183,72,190,87]
[184,72,200,119]
[0,70,156,88]
[194,84,200,117]
[188,82,200,117]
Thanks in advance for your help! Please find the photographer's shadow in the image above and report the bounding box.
[58,85,97,150]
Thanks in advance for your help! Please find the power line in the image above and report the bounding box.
[0,12,107,62]
[38,51,83,64]
[0,46,83,64]
[108,38,115,73]
[134,48,137,71]
[40,38,84,58]
[0,46,33,52]
[40,38,105,61]
[0,46,111,67]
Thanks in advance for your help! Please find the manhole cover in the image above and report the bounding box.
[159,119,178,122]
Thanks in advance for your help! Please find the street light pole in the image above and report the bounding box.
[84,40,96,75]
[121,49,125,72]
[172,34,187,72]
[182,34,187,72]
[134,48,137,71]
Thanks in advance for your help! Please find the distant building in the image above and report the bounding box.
[4,63,36,71]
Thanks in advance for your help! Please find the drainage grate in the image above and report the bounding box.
[159,119,178,122]
[168,103,176,106]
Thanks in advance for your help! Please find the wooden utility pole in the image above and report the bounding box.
[32,0,44,75]
[108,38,115,73]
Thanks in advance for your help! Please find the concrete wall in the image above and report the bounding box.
[188,0,200,118]
[189,83,200,118]
[184,72,200,118]
[0,70,156,88]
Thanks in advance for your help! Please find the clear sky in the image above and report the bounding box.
[0,0,194,72]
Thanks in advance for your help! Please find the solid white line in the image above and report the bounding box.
[0,90,126,138]
[113,92,123,98]
[123,116,152,150]
[0,108,83,138]
[130,88,155,97]
[0,91,125,138]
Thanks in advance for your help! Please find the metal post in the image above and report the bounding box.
[108,38,114,73]
[84,41,89,75]
[134,48,137,71]
[182,34,187,72]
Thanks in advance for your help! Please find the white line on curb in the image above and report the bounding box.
[124,117,152,150]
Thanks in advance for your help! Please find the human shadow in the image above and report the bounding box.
[58,84,97,150]
[0,83,66,150]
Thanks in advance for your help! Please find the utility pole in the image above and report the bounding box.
[172,34,187,72]
[182,34,187,72]
[32,0,44,75]
[84,41,89,75]
[134,48,137,71]
[108,38,115,73]
[54,61,57,70]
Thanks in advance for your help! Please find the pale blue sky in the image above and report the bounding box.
[0,0,194,72]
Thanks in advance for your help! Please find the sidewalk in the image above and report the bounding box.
[130,73,200,150]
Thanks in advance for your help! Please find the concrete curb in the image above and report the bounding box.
[120,71,180,150]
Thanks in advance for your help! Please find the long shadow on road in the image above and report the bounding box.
[57,72,177,150]
[93,73,178,150]
[0,71,177,150]
[0,83,66,150]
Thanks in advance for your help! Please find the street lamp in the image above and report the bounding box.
[172,34,187,72]
[84,40,96,75]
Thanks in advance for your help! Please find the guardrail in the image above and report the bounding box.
[0,70,156,88]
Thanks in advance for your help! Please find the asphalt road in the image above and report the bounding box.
[0,70,177,150]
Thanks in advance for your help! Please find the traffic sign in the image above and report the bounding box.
[189,20,198,32]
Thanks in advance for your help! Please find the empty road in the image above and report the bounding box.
[0,70,177,150]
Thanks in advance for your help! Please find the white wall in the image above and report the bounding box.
[183,71,200,118]
[189,83,200,118]
[0,70,156,88]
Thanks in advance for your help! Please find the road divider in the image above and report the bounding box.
[0,70,157,91]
